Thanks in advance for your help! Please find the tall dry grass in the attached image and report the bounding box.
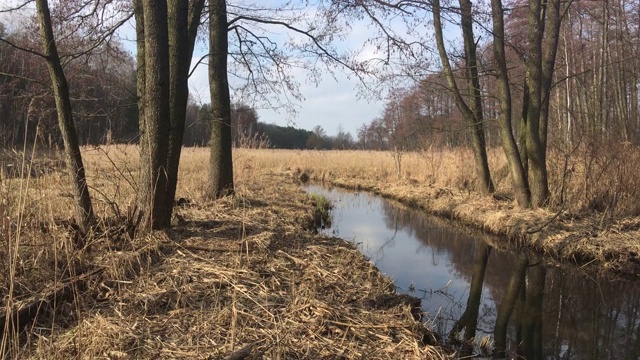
[3,141,639,357]
[1,144,449,359]
[239,144,640,218]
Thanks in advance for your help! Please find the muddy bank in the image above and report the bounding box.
[6,173,447,359]
[293,170,640,279]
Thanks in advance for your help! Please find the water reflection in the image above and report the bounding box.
[309,185,640,358]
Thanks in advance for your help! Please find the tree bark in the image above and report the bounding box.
[208,0,234,199]
[525,0,550,208]
[137,0,171,229]
[432,0,494,195]
[35,0,94,231]
[165,0,205,212]
[491,0,531,207]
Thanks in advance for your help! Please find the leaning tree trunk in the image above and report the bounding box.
[35,0,94,231]
[491,0,531,207]
[433,0,494,195]
[137,0,171,229]
[207,0,234,199]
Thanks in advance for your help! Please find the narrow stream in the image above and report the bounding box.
[308,185,640,359]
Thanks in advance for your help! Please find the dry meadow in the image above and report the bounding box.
[0,145,449,359]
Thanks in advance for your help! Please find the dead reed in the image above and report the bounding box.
[1,145,448,359]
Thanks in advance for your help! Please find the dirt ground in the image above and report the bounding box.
[2,171,449,359]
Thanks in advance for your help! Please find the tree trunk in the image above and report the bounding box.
[137,0,171,229]
[525,0,550,208]
[35,0,94,231]
[491,0,531,207]
[208,0,234,199]
[433,0,494,195]
[165,0,205,212]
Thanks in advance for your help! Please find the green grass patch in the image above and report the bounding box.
[309,192,332,229]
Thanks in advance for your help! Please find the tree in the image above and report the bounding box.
[491,0,532,207]
[432,0,495,195]
[134,0,204,229]
[307,126,329,149]
[35,0,94,231]
[205,1,372,197]
[208,0,234,199]
[490,0,567,207]
[231,103,259,145]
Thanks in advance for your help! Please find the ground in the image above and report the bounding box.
[0,155,448,359]
[4,145,640,359]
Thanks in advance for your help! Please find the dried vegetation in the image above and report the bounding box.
[1,145,448,359]
[245,146,640,278]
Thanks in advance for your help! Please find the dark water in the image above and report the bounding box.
[308,185,640,359]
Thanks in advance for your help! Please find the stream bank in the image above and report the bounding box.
[308,184,640,358]
[10,172,448,359]
[293,170,640,279]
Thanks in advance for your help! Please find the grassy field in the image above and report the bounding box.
[0,145,448,359]
[2,143,640,358]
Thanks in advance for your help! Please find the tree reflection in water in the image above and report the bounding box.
[310,185,640,358]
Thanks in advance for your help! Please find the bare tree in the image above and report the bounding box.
[433,0,494,194]
[35,0,94,231]
[134,0,204,229]
[205,2,374,198]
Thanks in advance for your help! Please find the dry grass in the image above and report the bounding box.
[1,145,449,359]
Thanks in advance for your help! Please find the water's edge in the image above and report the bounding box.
[307,184,640,358]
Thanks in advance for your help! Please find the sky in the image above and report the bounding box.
[187,56,383,137]
[0,0,438,138]
[183,4,396,138]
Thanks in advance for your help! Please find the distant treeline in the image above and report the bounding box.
[183,102,356,150]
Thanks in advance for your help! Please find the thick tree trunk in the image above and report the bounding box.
[525,0,549,208]
[433,0,494,195]
[165,0,205,212]
[35,0,94,231]
[208,0,234,199]
[491,0,531,207]
[137,0,171,229]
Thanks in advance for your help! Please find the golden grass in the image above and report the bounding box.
[1,145,449,359]
[4,142,640,358]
